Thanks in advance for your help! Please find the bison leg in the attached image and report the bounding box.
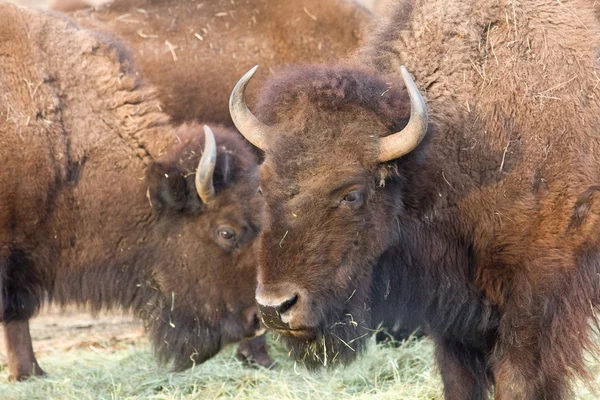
[490,281,585,400]
[492,354,538,400]
[236,335,275,369]
[492,336,569,400]
[434,336,490,400]
[3,320,45,381]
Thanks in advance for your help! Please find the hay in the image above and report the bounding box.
[0,336,441,399]
[3,334,600,399]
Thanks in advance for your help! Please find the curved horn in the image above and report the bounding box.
[229,65,270,150]
[196,125,217,204]
[378,66,428,162]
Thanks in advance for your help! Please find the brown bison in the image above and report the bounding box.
[0,4,268,381]
[230,0,600,398]
[59,0,371,125]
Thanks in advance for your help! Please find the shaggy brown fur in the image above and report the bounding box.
[245,0,600,398]
[0,4,270,381]
[51,0,92,13]
[58,0,371,125]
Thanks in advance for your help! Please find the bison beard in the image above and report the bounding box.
[279,221,503,371]
[281,284,372,370]
[148,307,224,371]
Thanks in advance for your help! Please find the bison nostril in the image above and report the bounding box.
[276,295,298,315]
[256,290,301,329]
[252,313,261,329]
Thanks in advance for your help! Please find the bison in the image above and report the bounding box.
[229,0,600,398]
[0,4,269,381]
[58,0,372,126]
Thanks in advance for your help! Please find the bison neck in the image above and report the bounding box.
[0,7,185,323]
[48,179,178,317]
[370,211,499,351]
[362,0,600,347]
[45,123,182,316]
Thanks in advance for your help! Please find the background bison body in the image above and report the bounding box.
[232,0,600,398]
[63,0,372,125]
[0,4,267,381]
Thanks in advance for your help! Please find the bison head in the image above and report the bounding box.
[229,65,427,369]
[145,124,264,370]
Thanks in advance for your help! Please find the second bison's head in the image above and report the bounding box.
[145,124,263,370]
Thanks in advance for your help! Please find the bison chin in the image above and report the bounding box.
[281,292,373,371]
[146,307,249,371]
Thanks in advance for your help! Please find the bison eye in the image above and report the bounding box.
[218,228,236,240]
[341,191,362,205]
[215,225,240,250]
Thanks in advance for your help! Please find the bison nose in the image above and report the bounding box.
[255,290,299,330]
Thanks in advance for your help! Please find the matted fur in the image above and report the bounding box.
[249,0,600,398]
[0,4,264,377]
[59,0,372,125]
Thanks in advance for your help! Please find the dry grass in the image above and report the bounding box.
[0,335,442,400]
[2,333,600,399]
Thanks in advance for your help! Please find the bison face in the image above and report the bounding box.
[145,124,264,370]
[229,65,427,369]
[255,154,399,369]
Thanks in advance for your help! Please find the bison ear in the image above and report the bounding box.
[218,151,231,185]
[146,161,194,212]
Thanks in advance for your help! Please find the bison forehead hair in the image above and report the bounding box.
[156,124,258,179]
[254,65,422,187]
[256,65,411,132]
[148,124,259,214]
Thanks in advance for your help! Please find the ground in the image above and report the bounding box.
[0,306,143,367]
